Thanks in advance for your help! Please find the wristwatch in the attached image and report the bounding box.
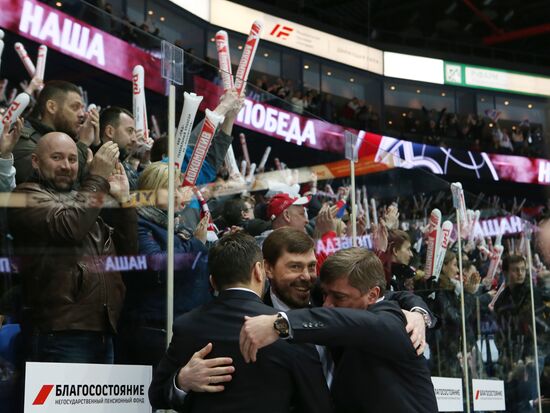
[411,308,433,328]
[273,312,290,338]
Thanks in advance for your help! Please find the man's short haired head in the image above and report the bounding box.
[503,254,527,287]
[223,197,248,227]
[99,106,136,156]
[262,228,316,308]
[267,193,310,231]
[35,81,84,139]
[263,227,314,266]
[320,247,386,309]
[208,231,263,291]
[31,132,79,191]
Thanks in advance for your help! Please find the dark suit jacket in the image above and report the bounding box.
[149,289,333,413]
[286,300,438,413]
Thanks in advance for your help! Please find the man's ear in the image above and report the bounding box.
[45,99,58,116]
[209,275,217,292]
[31,153,40,171]
[104,124,115,141]
[252,261,264,284]
[367,286,381,304]
[282,209,291,223]
[263,259,274,280]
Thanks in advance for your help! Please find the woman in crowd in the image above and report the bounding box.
[430,251,478,377]
[116,161,211,369]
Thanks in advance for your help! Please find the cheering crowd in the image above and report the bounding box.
[0,39,549,413]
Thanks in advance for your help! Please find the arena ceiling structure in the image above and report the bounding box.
[232,0,550,69]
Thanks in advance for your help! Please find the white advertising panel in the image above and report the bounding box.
[24,362,152,412]
[169,0,210,21]
[465,66,550,97]
[384,52,444,84]
[210,0,383,74]
[472,379,506,411]
[431,376,464,412]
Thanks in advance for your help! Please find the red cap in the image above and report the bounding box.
[267,193,311,221]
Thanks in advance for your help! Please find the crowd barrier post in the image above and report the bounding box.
[161,40,184,346]
[525,224,542,413]
[452,182,471,413]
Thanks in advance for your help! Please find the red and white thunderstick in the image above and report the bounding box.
[424,209,442,279]
[370,198,378,226]
[432,220,453,280]
[183,110,225,186]
[258,146,271,171]
[246,163,256,183]
[451,182,468,233]
[35,45,47,80]
[192,186,219,242]
[240,133,251,167]
[14,42,36,77]
[215,30,234,90]
[234,20,263,96]
[151,114,161,139]
[485,244,504,282]
[132,65,149,141]
[0,93,30,137]
[175,92,203,170]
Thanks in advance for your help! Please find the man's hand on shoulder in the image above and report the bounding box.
[176,343,234,393]
[403,310,426,356]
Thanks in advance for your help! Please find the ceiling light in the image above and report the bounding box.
[350,78,355,82]
[480,98,485,102]
[237,45,243,50]
[388,120,393,125]
[441,92,446,97]
[390,85,396,91]
[304,64,309,69]
[210,37,215,42]
[55,1,62,6]
[402,112,407,117]
[416,89,421,94]
[263,52,269,57]
[504,100,510,106]
[528,103,533,109]
[327,71,332,76]
[148,10,154,15]
[489,123,494,128]
[160,16,165,22]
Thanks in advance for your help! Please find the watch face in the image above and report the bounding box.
[275,315,289,337]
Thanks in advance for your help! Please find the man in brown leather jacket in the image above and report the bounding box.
[8,132,137,363]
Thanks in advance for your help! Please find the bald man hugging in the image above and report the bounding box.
[8,133,138,364]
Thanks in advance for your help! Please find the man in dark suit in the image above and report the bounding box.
[148,232,333,413]
[174,227,434,392]
[240,247,438,413]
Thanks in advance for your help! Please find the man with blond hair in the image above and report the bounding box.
[240,247,438,413]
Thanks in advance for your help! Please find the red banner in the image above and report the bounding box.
[0,0,164,93]
[194,76,550,186]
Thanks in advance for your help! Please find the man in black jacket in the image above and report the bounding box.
[148,232,333,413]
[9,133,137,363]
[173,228,433,393]
[240,247,438,413]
